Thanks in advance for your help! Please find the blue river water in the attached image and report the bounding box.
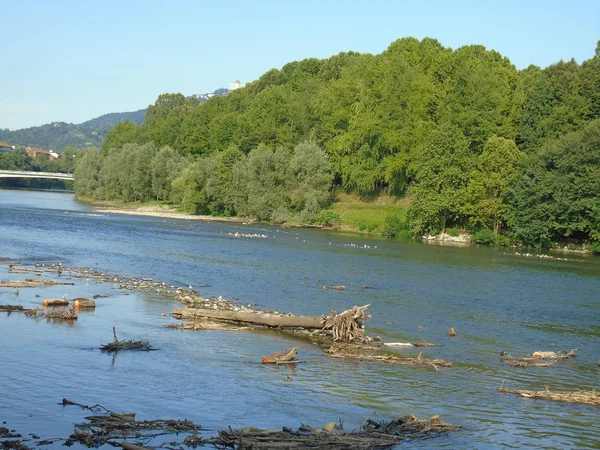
[0,189,599,449]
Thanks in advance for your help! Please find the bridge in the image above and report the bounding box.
[0,170,74,181]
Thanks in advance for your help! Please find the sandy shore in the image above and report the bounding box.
[94,205,247,223]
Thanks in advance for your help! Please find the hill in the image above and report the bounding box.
[0,88,229,151]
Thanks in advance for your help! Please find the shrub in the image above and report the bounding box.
[472,228,495,244]
[384,208,408,237]
[311,210,339,227]
[446,227,459,237]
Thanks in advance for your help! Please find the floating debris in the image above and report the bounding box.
[499,386,600,406]
[206,414,460,449]
[322,285,346,291]
[501,349,576,367]
[0,305,26,313]
[24,308,77,321]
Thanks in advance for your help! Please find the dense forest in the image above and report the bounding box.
[69,38,600,250]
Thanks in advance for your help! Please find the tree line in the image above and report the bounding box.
[72,37,600,250]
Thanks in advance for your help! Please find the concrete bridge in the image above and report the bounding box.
[0,170,74,181]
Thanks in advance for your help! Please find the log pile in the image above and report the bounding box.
[499,386,600,406]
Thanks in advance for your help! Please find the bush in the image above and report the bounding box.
[446,227,459,237]
[384,208,408,237]
[472,228,495,244]
[311,210,339,227]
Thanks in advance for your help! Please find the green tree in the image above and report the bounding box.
[407,124,474,234]
[150,146,188,201]
[73,148,104,197]
[506,119,600,246]
[466,136,525,236]
[102,121,142,153]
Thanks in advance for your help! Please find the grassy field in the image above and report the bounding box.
[326,194,410,234]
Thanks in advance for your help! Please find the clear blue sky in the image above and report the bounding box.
[1,0,598,130]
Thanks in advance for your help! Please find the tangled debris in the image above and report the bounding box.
[501,349,577,367]
[326,344,452,369]
[24,307,78,321]
[100,328,152,352]
[322,304,371,343]
[205,414,460,449]
[499,386,600,406]
[61,399,198,448]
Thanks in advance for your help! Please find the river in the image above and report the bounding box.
[1,189,599,449]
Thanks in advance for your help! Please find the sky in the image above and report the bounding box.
[1,0,598,130]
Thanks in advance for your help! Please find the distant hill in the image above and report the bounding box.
[0,87,229,151]
[80,109,146,128]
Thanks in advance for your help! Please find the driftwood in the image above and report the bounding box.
[42,298,69,307]
[499,386,600,406]
[100,327,152,352]
[207,414,460,449]
[0,278,74,288]
[65,408,197,448]
[173,307,324,329]
[501,349,576,367]
[323,285,346,291]
[321,304,371,343]
[327,345,452,370]
[73,298,96,309]
[262,347,301,364]
[0,304,25,312]
[24,307,77,321]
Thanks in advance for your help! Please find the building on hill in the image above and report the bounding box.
[26,147,58,160]
[229,79,242,91]
[0,142,14,153]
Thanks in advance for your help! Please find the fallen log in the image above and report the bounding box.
[173,307,324,329]
[499,386,600,406]
[0,304,26,312]
[73,298,96,309]
[43,298,69,307]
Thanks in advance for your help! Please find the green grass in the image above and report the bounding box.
[327,201,409,234]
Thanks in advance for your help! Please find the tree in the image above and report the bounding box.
[73,149,104,197]
[407,124,474,234]
[151,146,188,201]
[505,119,600,246]
[102,121,142,153]
[287,141,333,220]
[466,136,525,236]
